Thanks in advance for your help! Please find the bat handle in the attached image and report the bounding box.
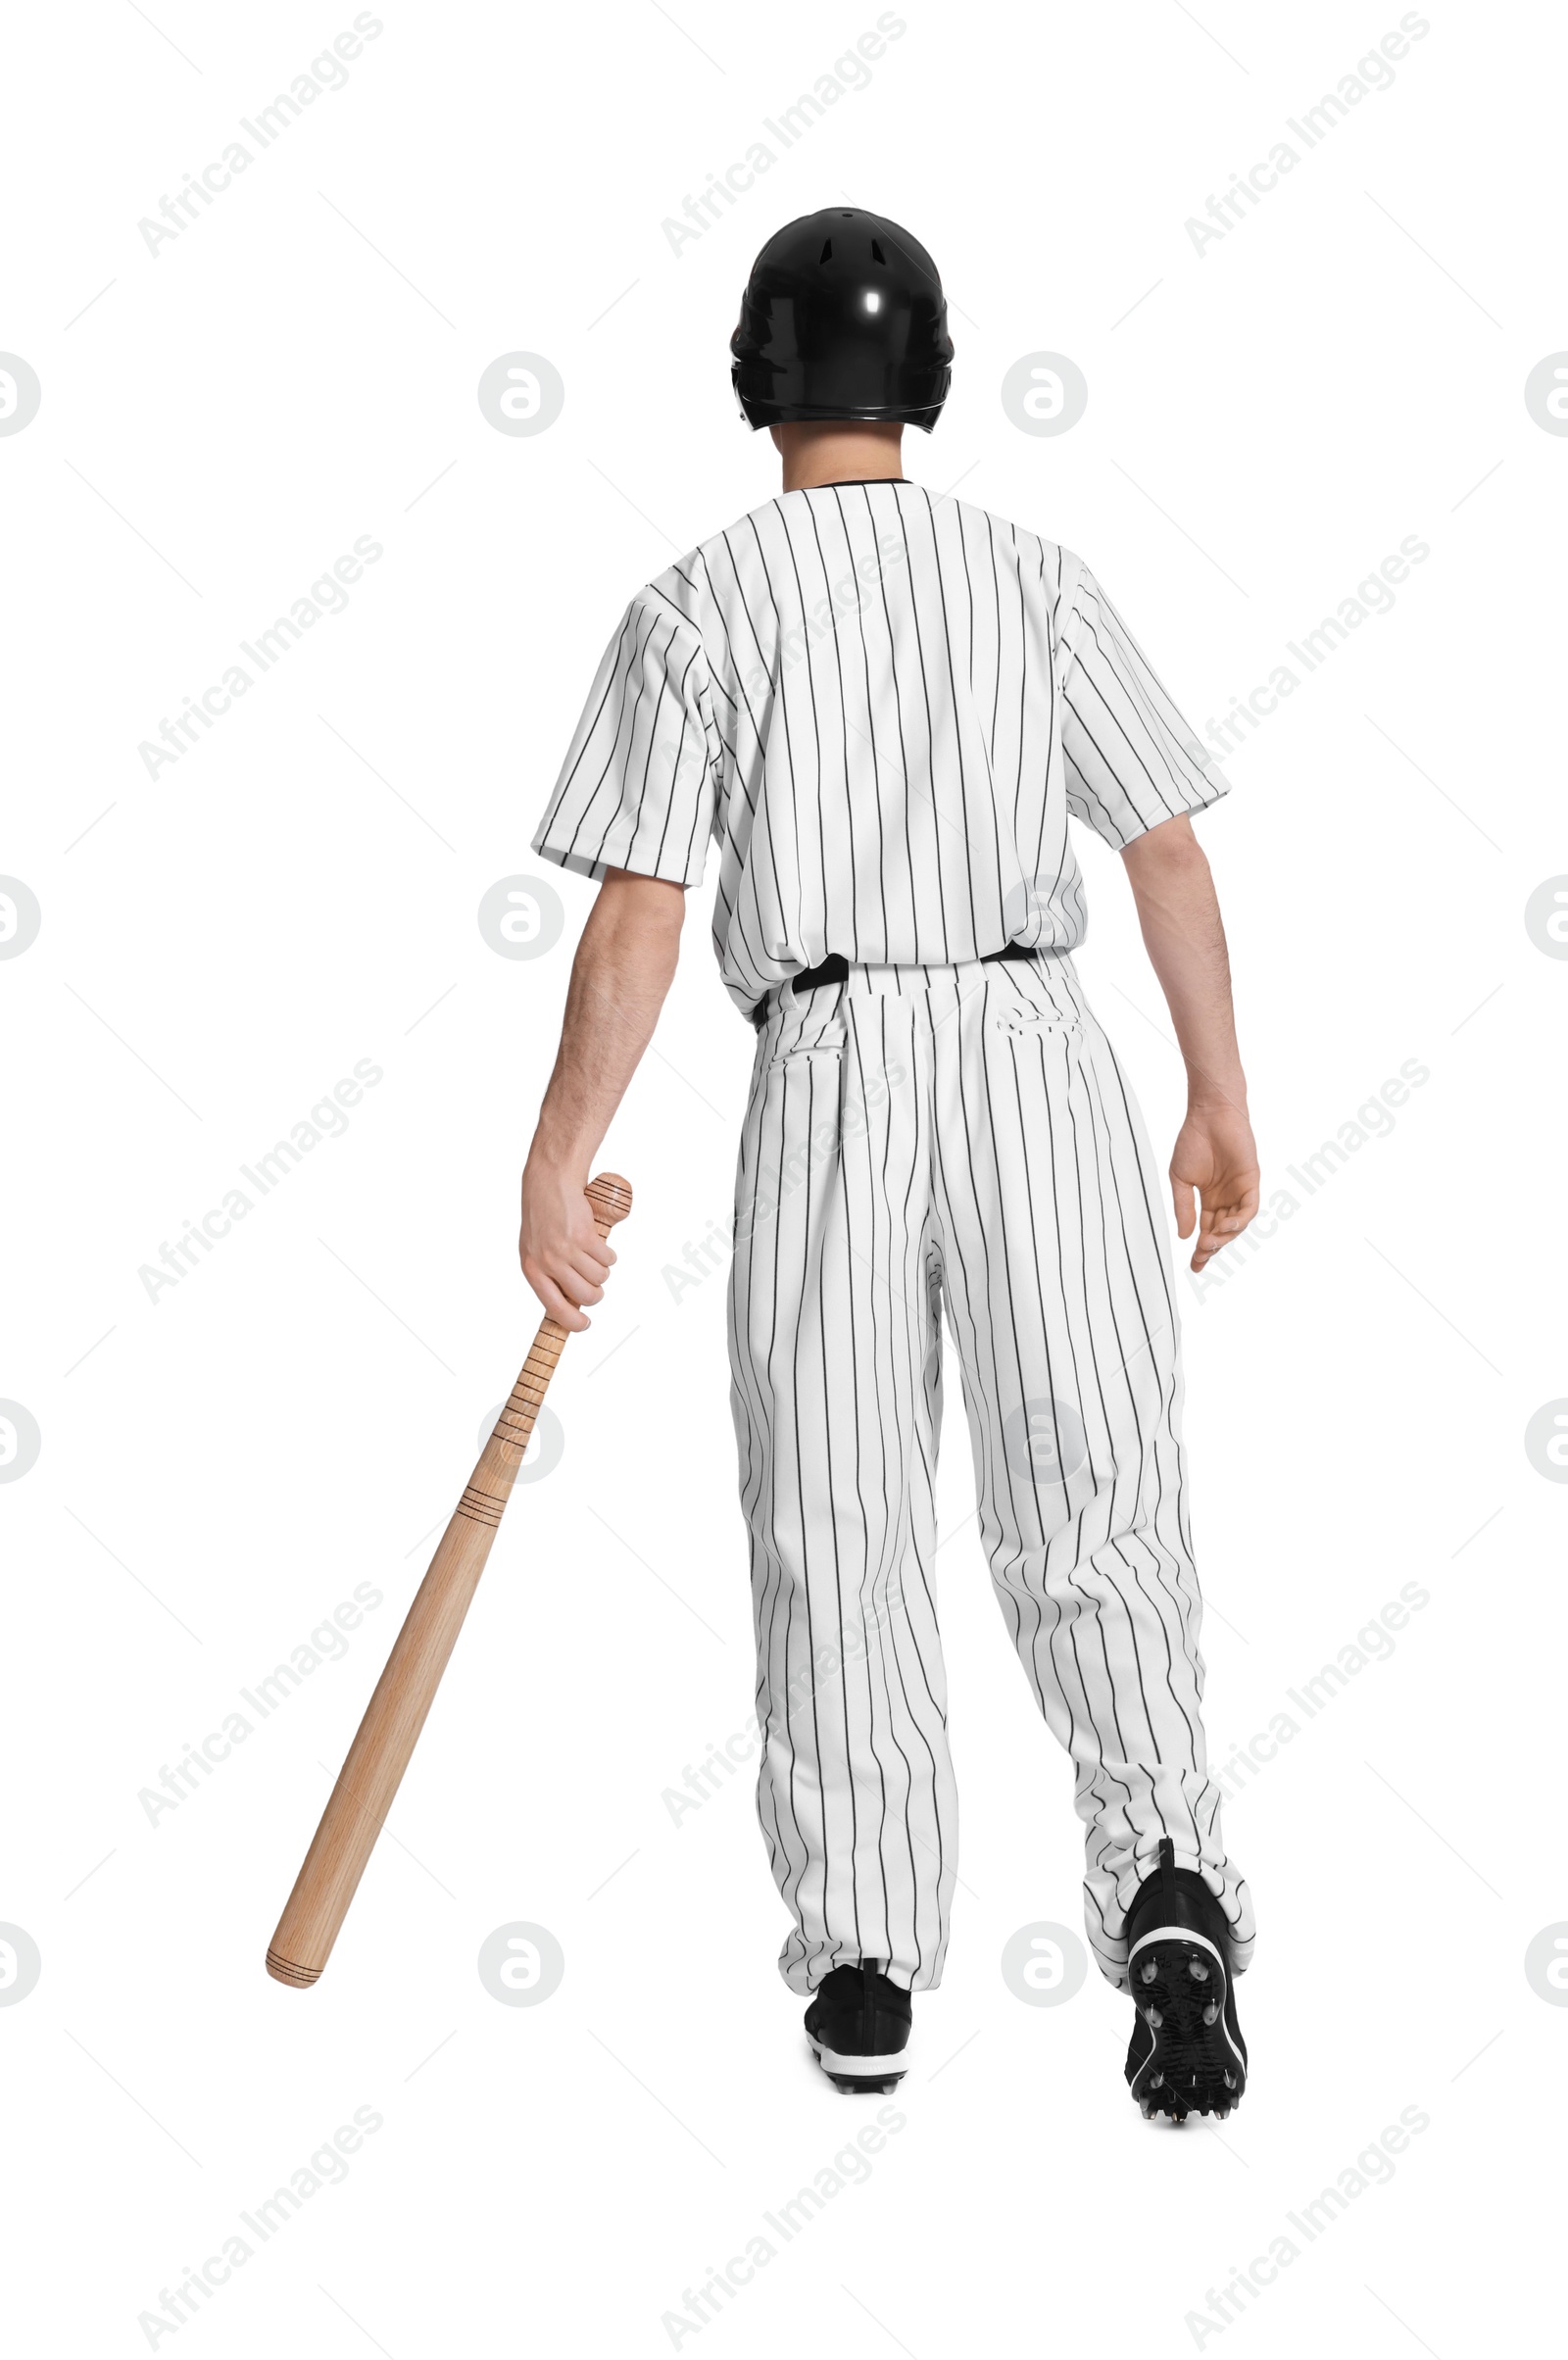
[489,1174,633,1464]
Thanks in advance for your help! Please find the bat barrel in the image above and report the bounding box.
[265,1497,504,1985]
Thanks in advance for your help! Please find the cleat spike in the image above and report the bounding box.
[1140,1959,1157,1985]
[1149,2071,1163,2089]
[1203,2000,1219,2025]
[1146,2007,1162,2027]
[1223,2071,1237,2089]
[1188,1958,1209,1982]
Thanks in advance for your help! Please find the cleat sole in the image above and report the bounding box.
[1124,1931,1247,2124]
[808,2036,907,2095]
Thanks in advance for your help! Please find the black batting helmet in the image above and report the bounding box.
[730,207,954,433]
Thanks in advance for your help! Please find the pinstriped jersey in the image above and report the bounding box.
[530,478,1230,1018]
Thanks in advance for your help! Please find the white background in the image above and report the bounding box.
[4,1,1563,2351]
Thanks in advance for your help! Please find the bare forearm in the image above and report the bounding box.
[1120,814,1258,1271]
[528,871,684,1175]
[1121,817,1246,1111]
[518,869,684,1327]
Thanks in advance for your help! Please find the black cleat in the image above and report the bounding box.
[1123,1838,1247,2124]
[805,1959,912,2094]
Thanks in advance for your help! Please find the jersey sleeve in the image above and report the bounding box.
[530,593,718,887]
[1058,563,1230,847]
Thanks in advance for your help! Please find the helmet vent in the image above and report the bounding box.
[870,239,886,264]
[819,238,832,262]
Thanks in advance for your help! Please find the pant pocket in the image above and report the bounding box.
[990,960,1084,1051]
[764,982,848,1071]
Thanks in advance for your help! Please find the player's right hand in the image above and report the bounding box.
[518,1158,616,1330]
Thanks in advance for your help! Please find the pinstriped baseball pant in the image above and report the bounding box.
[726,952,1255,1995]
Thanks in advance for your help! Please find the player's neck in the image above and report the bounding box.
[772,420,906,493]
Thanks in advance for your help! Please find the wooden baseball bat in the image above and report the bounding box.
[265,1172,632,1988]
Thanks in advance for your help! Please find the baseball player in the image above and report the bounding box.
[519,209,1256,2122]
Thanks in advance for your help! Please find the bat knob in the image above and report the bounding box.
[585,1173,633,1232]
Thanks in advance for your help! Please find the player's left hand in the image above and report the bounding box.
[1170,1104,1259,1272]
